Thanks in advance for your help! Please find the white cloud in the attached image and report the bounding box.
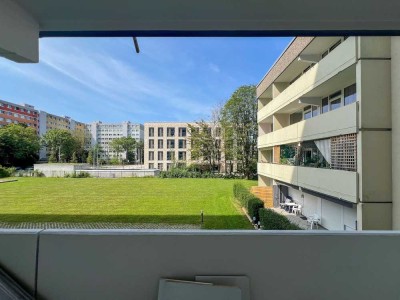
[208,63,221,73]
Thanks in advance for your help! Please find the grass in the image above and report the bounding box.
[0,177,256,229]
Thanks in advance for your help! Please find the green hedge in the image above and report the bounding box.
[259,208,301,230]
[0,166,15,178]
[247,197,264,222]
[233,183,264,222]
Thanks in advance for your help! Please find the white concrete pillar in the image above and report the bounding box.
[0,0,39,63]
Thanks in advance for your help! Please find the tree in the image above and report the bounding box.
[220,85,258,179]
[188,121,221,172]
[87,150,93,165]
[119,137,137,163]
[136,140,144,164]
[0,124,40,167]
[110,139,124,162]
[71,152,78,163]
[41,129,77,162]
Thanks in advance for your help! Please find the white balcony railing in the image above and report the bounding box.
[258,102,358,148]
[258,162,358,203]
[258,36,357,123]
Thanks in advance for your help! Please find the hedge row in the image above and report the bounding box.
[233,183,264,221]
[0,166,15,178]
[259,208,301,230]
[233,183,301,230]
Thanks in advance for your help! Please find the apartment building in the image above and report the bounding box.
[257,36,393,230]
[144,122,225,171]
[38,111,87,159]
[87,121,144,160]
[144,122,193,170]
[0,100,39,134]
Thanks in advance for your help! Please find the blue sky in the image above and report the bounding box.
[0,37,292,123]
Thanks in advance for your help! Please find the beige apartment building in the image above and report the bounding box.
[144,122,225,171]
[257,36,396,230]
[144,122,194,171]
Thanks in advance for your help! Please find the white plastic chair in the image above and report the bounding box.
[307,214,320,229]
[292,204,302,215]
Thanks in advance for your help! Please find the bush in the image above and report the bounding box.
[259,209,301,230]
[66,171,91,178]
[33,170,45,177]
[247,197,264,222]
[0,166,15,178]
[233,183,253,207]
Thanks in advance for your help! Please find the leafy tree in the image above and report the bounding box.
[0,124,40,167]
[220,85,258,179]
[87,150,93,165]
[110,139,124,162]
[136,140,144,164]
[41,129,77,162]
[188,121,221,172]
[71,152,78,163]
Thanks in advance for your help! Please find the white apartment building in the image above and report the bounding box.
[87,121,144,160]
[257,36,393,230]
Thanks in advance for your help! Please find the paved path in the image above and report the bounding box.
[271,207,326,230]
[0,222,201,230]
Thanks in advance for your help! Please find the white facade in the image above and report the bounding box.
[257,36,393,230]
[87,121,144,160]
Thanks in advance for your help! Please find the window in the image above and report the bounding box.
[167,127,175,137]
[329,91,342,111]
[321,97,329,114]
[312,105,319,117]
[158,127,163,137]
[148,163,154,169]
[158,163,163,170]
[167,139,175,149]
[167,151,175,161]
[158,139,163,148]
[178,151,186,160]
[178,139,186,149]
[148,151,154,161]
[148,127,154,137]
[158,151,163,160]
[178,127,187,137]
[167,163,172,170]
[148,139,154,149]
[344,84,357,106]
[303,106,312,120]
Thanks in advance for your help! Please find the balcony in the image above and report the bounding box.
[258,102,358,148]
[258,36,357,123]
[258,162,358,203]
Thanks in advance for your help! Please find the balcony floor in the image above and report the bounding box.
[271,208,326,230]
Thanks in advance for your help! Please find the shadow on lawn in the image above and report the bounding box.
[0,214,252,229]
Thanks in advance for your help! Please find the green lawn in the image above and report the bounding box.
[0,178,256,229]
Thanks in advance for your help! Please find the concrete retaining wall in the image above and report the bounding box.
[1,230,399,300]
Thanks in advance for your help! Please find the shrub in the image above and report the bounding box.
[259,209,301,230]
[233,183,252,207]
[33,170,45,177]
[68,171,91,178]
[0,166,15,178]
[247,197,264,222]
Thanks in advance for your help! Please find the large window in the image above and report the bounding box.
[321,97,329,114]
[329,91,342,111]
[158,139,163,148]
[158,151,163,160]
[167,139,175,149]
[167,151,175,161]
[158,127,163,137]
[178,127,187,137]
[167,127,175,137]
[303,106,312,120]
[178,151,186,160]
[148,127,154,137]
[344,84,357,106]
[178,139,186,149]
[148,139,154,149]
[148,151,154,161]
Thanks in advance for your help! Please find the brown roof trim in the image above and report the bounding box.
[257,37,315,98]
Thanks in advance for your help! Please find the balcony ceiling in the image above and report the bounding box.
[14,0,400,36]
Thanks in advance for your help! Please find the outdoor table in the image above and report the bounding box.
[284,203,297,213]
